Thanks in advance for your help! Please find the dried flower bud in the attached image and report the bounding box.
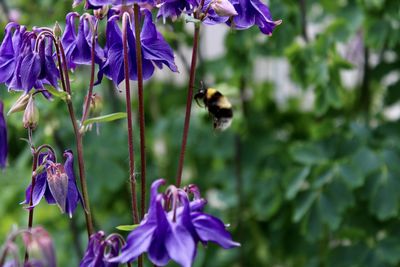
[94,5,109,20]
[53,21,62,38]
[23,96,39,129]
[22,227,56,267]
[8,93,30,115]
[46,163,69,213]
[211,0,238,17]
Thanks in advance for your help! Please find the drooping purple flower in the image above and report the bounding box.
[101,10,178,86]
[0,23,24,84]
[63,149,84,217]
[22,227,57,267]
[80,231,123,267]
[230,0,281,35]
[2,25,59,94]
[0,100,7,169]
[21,150,83,217]
[73,0,155,8]
[110,179,239,267]
[61,13,105,70]
[2,227,56,267]
[157,0,198,22]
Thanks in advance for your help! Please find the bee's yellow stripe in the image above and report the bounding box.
[206,88,218,100]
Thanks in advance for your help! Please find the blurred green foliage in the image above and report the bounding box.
[1,0,400,266]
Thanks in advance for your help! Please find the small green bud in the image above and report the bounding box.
[53,21,62,38]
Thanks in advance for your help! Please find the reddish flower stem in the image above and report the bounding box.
[133,3,147,220]
[175,24,200,187]
[81,21,98,123]
[24,136,38,263]
[122,13,139,225]
[55,38,94,237]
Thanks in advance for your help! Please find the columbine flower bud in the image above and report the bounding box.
[93,5,109,20]
[211,0,238,17]
[23,96,39,129]
[46,163,69,213]
[8,93,30,115]
[53,21,62,38]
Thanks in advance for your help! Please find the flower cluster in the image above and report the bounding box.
[72,0,281,35]
[80,231,124,267]
[109,179,240,267]
[0,23,59,95]
[21,150,83,217]
[0,100,7,169]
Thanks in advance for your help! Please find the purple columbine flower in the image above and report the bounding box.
[0,23,25,85]
[21,150,83,217]
[1,24,59,94]
[110,179,239,267]
[73,0,154,8]
[80,231,123,267]
[62,13,105,70]
[100,10,178,86]
[0,100,7,169]
[230,0,281,35]
[157,0,198,22]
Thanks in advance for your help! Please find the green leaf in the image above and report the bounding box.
[368,170,400,220]
[318,193,341,230]
[376,237,400,265]
[83,112,127,126]
[351,147,380,176]
[293,191,318,223]
[290,142,329,165]
[285,166,311,200]
[116,224,139,231]
[339,162,364,189]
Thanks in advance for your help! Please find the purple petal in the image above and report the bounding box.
[140,11,178,74]
[20,51,41,92]
[22,172,47,208]
[63,150,83,217]
[147,195,170,266]
[165,194,195,267]
[80,231,106,267]
[110,222,156,263]
[192,212,240,248]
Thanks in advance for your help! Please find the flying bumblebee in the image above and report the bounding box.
[194,87,233,130]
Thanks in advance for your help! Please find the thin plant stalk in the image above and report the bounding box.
[133,3,147,220]
[24,135,38,263]
[81,21,99,123]
[122,12,139,225]
[55,38,94,237]
[175,24,200,187]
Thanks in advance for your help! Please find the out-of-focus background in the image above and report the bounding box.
[1,0,400,266]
